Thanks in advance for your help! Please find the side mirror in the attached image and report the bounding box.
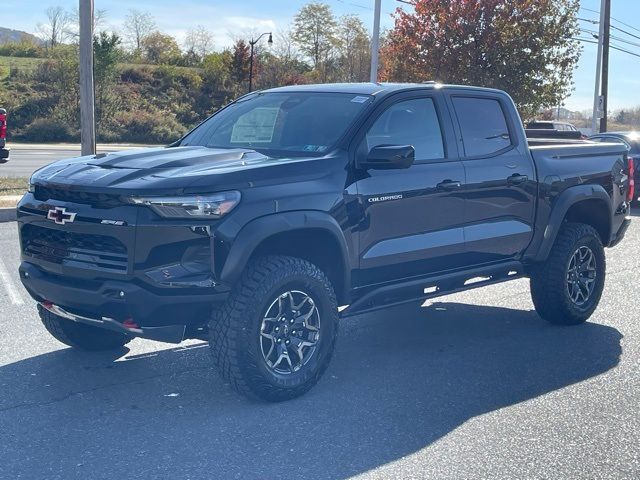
[359,145,415,170]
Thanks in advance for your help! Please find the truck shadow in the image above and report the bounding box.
[0,302,622,479]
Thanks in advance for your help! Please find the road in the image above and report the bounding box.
[0,144,151,178]
[0,217,638,479]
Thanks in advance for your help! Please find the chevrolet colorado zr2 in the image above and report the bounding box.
[17,83,633,401]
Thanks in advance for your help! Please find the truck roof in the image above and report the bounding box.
[264,82,506,97]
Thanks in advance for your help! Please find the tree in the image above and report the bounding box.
[336,15,370,82]
[142,31,182,65]
[380,0,582,119]
[65,7,109,40]
[230,39,251,92]
[123,9,156,52]
[37,6,72,48]
[185,25,214,61]
[255,29,310,89]
[93,32,123,133]
[292,2,338,71]
[201,50,235,106]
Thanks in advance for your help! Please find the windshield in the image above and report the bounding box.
[180,92,372,156]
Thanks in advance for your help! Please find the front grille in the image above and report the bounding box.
[34,186,123,208]
[22,224,128,273]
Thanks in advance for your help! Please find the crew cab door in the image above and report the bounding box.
[352,92,466,287]
[447,93,536,263]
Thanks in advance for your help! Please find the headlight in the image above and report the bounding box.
[131,191,241,219]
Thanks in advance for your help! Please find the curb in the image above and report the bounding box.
[0,207,16,223]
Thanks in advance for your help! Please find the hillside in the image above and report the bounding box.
[0,27,40,45]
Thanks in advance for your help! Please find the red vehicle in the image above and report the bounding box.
[0,108,8,161]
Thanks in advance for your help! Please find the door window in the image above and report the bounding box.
[452,97,512,156]
[366,98,445,161]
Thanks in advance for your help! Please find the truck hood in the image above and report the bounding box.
[30,146,326,194]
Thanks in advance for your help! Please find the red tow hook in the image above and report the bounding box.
[41,301,53,310]
[122,318,141,330]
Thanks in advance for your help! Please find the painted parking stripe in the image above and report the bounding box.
[0,257,24,305]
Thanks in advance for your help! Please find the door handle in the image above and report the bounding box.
[436,179,462,191]
[507,174,528,185]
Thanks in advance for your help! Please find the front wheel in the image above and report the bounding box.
[209,255,339,402]
[530,223,606,325]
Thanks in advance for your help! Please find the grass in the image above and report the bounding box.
[0,197,19,208]
[0,177,29,196]
[0,55,201,81]
[0,56,44,80]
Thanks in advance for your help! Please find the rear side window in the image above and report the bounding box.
[452,97,512,157]
[366,98,445,161]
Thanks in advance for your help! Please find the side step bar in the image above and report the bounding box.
[340,261,524,318]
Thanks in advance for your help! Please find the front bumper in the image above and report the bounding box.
[17,193,232,339]
[39,301,187,344]
[20,261,229,342]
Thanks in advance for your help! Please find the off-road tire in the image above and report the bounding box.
[530,223,606,325]
[38,305,132,351]
[209,255,339,402]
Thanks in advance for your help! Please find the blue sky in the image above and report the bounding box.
[3,0,640,112]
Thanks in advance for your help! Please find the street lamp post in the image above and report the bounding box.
[249,32,273,93]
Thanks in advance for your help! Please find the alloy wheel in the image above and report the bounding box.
[566,246,597,307]
[260,290,321,375]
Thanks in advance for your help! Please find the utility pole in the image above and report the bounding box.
[370,0,382,83]
[599,0,611,133]
[79,0,95,156]
[591,0,606,134]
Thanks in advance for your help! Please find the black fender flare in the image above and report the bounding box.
[534,184,612,262]
[219,211,351,299]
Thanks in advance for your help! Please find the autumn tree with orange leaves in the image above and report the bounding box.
[380,0,581,119]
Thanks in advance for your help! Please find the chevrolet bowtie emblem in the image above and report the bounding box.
[47,207,77,225]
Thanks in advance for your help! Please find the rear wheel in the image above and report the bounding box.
[38,305,132,351]
[530,223,606,325]
[209,255,338,402]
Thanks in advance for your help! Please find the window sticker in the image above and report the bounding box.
[351,96,369,103]
[231,107,279,143]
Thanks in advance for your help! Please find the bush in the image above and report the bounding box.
[0,40,44,58]
[109,110,186,144]
[19,118,78,143]
[120,66,154,85]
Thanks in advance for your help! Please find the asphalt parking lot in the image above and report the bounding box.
[1,216,638,480]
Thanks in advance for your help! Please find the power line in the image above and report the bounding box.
[578,16,598,24]
[610,33,640,49]
[579,27,640,50]
[611,25,640,42]
[580,5,640,35]
[335,0,371,10]
[579,16,640,42]
[573,37,640,60]
[333,0,396,16]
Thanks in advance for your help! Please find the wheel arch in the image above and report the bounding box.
[535,184,612,262]
[219,211,352,304]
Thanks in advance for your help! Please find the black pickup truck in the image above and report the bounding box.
[17,83,633,401]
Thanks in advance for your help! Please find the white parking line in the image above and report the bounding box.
[0,257,24,305]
